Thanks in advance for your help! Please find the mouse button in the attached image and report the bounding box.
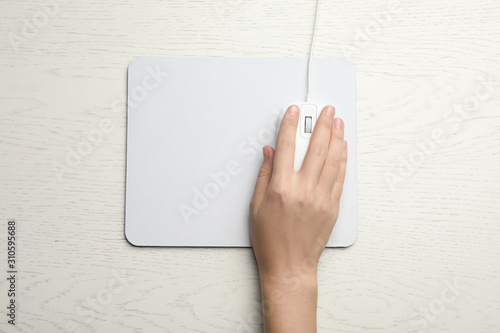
[300,103,317,116]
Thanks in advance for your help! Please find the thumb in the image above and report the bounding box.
[251,146,275,210]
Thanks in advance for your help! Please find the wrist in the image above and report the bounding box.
[259,269,318,291]
[259,270,318,332]
[259,269,318,311]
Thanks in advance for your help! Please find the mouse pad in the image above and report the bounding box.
[126,57,357,247]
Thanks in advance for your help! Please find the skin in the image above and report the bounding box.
[250,104,347,333]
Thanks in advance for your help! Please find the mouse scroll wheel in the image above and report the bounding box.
[305,116,312,134]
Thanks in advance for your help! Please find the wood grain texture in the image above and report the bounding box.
[0,0,499,332]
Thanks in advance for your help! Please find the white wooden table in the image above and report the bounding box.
[1,0,499,332]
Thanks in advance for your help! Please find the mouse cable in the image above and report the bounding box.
[306,0,321,103]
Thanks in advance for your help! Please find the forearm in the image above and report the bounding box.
[259,271,318,333]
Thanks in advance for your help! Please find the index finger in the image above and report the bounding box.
[273,105,300,178]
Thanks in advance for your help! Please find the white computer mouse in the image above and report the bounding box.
[277,103,325,171]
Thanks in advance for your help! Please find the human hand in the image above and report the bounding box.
[250,104,347,277]
[249,104,347,332]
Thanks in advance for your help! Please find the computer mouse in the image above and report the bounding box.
[277,103,325,171]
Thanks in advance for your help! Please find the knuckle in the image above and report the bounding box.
[317,119,331,131]
[277,138,293,152]
[297,185,315,206]
[268,182,288,202]
[281,116,297,127]
[336,171,346,186]
[309,144,326,158]
[333,127,344,140]
[333,184,344,201]
[316,198,331,214]
[258,164,272,177]
[327,156,342,170]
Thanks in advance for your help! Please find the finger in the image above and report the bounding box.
[250,146,275,213]
[299,105,335,183]
[319,117,345,192]
[273,105,299,178]
[332,140,348,201]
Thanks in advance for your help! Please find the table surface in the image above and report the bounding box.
[1,0,499,332]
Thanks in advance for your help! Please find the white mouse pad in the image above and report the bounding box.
[125,57,357,247]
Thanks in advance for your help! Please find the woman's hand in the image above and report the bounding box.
[250,104,347,332]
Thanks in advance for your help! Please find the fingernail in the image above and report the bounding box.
[288,105,299,116]
[262,146,270,160]
[334,118,344,129]
[325,106,334,117]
